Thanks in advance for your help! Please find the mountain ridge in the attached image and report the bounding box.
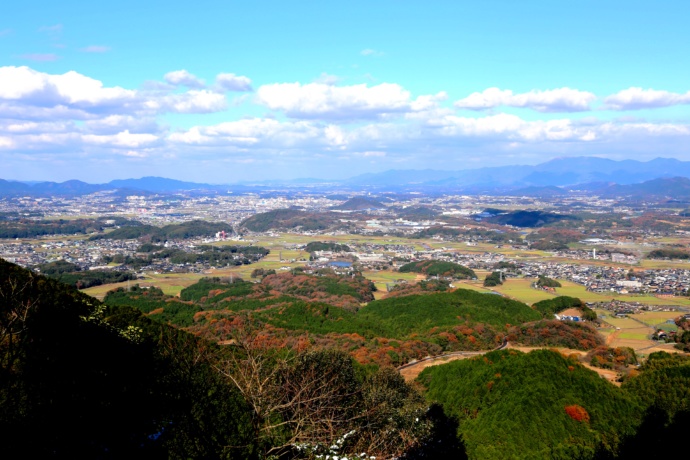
[4,157,690,196]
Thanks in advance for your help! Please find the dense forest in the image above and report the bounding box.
[105,276,593,367]
[0,216,135,238]
[0,258,460,458]
[90,219,234,241]
[3,257,690,459]
[398,259,477,280]
[482,210,579,228]
[304,241,351,253]
[533,296,598,322]
[240,209,345,232]
[33,260,137,288]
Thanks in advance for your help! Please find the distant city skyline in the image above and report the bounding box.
[1,0,690,182]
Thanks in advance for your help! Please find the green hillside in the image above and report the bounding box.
[419,349,641,459]
[398,260,477,279]
[241,208,340,232]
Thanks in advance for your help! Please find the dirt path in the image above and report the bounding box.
[399,352,484,381]
[398,343,623,385]
[606,329,620,345]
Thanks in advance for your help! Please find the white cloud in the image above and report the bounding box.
[215,73,253,92]
[0,120,74,134]
[0,66,231,119]
[604,87,690,110]
[324,125,346,146]
[83,130,159,148]
[83,115,160,135]
[428,113,594,142]
[80,45,111,53]
[0,66,136,108]
[146,90,227,114]
[170,118,345,151]
[0,136,14,148]
[2,66,690,179]
[455,87,596,112]
[411,92,448,111]
[164,70,206,88]
[256,82,418,119]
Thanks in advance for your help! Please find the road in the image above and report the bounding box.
[397,341,623,385]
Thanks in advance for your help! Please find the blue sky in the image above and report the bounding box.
[1,0,690,183]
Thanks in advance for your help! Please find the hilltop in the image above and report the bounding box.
[240,208,345,232]
[331,196,387,211]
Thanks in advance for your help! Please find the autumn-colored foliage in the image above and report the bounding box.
[564,404,590,422]
[508,320,603,350]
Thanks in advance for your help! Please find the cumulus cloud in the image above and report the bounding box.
[0,136,14,148]
[215,73,253,92]
[455,87,596,112]
[170,118,326,148]
[427,113,598,142]
[83,130,159,148]
[145,90,227,114]
[83,115,160,135]
[0,66,233,119]
[2,65,690,180]
[80,45,111,53]
[164,69,206,88]
[603,87,690,110]
[256,82,427,119]
[411,92,448,111]
[0,66,136,109]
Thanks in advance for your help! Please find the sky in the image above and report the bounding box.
[1,0,690,183]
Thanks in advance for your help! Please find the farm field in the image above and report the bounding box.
[553,280,690,307]
[360,270,419,299]
[592,309,682,355]
[638,259,690,270]
[630,310,681,326]
[453,280,494,294]
[82,272,206,299]
[488,278,555,304]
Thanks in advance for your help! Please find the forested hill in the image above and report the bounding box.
[0,258,253,458]
[331,196,387,210]
[240,208,344,232]
[89,219,233,241]
[419,349,640,459]
[0,258,464,458]
[4,257,690,459]
[398,259,477,279]
[419,349,690,459]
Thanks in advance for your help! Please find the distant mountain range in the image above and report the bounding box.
[344,157,690,190]
[5,157,690,197]
[0,177,237,197]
